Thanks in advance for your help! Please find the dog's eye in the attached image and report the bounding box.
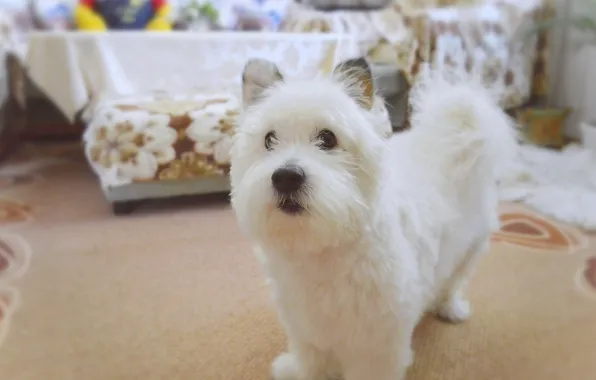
[316,129,338,150]
[264,131,278,151]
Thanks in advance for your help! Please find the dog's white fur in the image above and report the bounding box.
[230,59,517,380]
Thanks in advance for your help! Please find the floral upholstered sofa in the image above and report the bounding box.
[283,0,556,126]
[83,92,240,214]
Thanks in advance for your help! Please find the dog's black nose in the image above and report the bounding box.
[271,165,306,194]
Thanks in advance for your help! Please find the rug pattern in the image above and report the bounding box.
[0,146,41,348]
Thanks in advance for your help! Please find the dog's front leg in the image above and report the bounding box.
[272,341,331,380]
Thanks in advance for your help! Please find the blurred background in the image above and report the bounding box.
[0,1,595,380]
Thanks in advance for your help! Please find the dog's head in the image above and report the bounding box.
[230,58,390,253]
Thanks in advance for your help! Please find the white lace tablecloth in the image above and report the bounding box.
[26,31,360,122]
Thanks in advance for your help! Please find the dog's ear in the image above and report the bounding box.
[242,59,284,108]
[333,57,375,110]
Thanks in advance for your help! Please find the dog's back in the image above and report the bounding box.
[385,70,518,311]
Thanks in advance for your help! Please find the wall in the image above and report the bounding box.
[551,0,596,138]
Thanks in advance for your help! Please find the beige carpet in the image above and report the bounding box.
[0,143,595,380]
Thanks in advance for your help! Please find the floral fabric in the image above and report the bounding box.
[283,0,552,108]
[83,92,240,189]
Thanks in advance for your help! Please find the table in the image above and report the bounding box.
[0,53,26,163]
[26,31,392,123]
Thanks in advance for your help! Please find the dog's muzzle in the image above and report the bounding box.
[271,164,306,214]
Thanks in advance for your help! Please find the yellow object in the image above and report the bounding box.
[517,107,571,149]
[74,2,172,31]
[146,17,171,31]
[74,4,107,31]
[146,4,172,31]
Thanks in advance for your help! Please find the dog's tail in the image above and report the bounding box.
[408,68,519,186]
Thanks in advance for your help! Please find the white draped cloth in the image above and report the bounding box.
[26,31,360,122]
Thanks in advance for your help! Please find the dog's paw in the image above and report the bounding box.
[437,297,471,323]
[272,352,301,380]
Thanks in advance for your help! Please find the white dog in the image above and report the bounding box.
[230,58,517,380]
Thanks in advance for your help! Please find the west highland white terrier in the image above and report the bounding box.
[230,57,517,380]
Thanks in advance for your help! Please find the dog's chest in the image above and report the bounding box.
[268,249,396,348]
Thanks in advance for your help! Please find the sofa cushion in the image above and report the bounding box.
[83,92,240,189]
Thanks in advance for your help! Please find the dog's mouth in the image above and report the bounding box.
[277,199,304,215]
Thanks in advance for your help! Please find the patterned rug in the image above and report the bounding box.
[0,143,595,380]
